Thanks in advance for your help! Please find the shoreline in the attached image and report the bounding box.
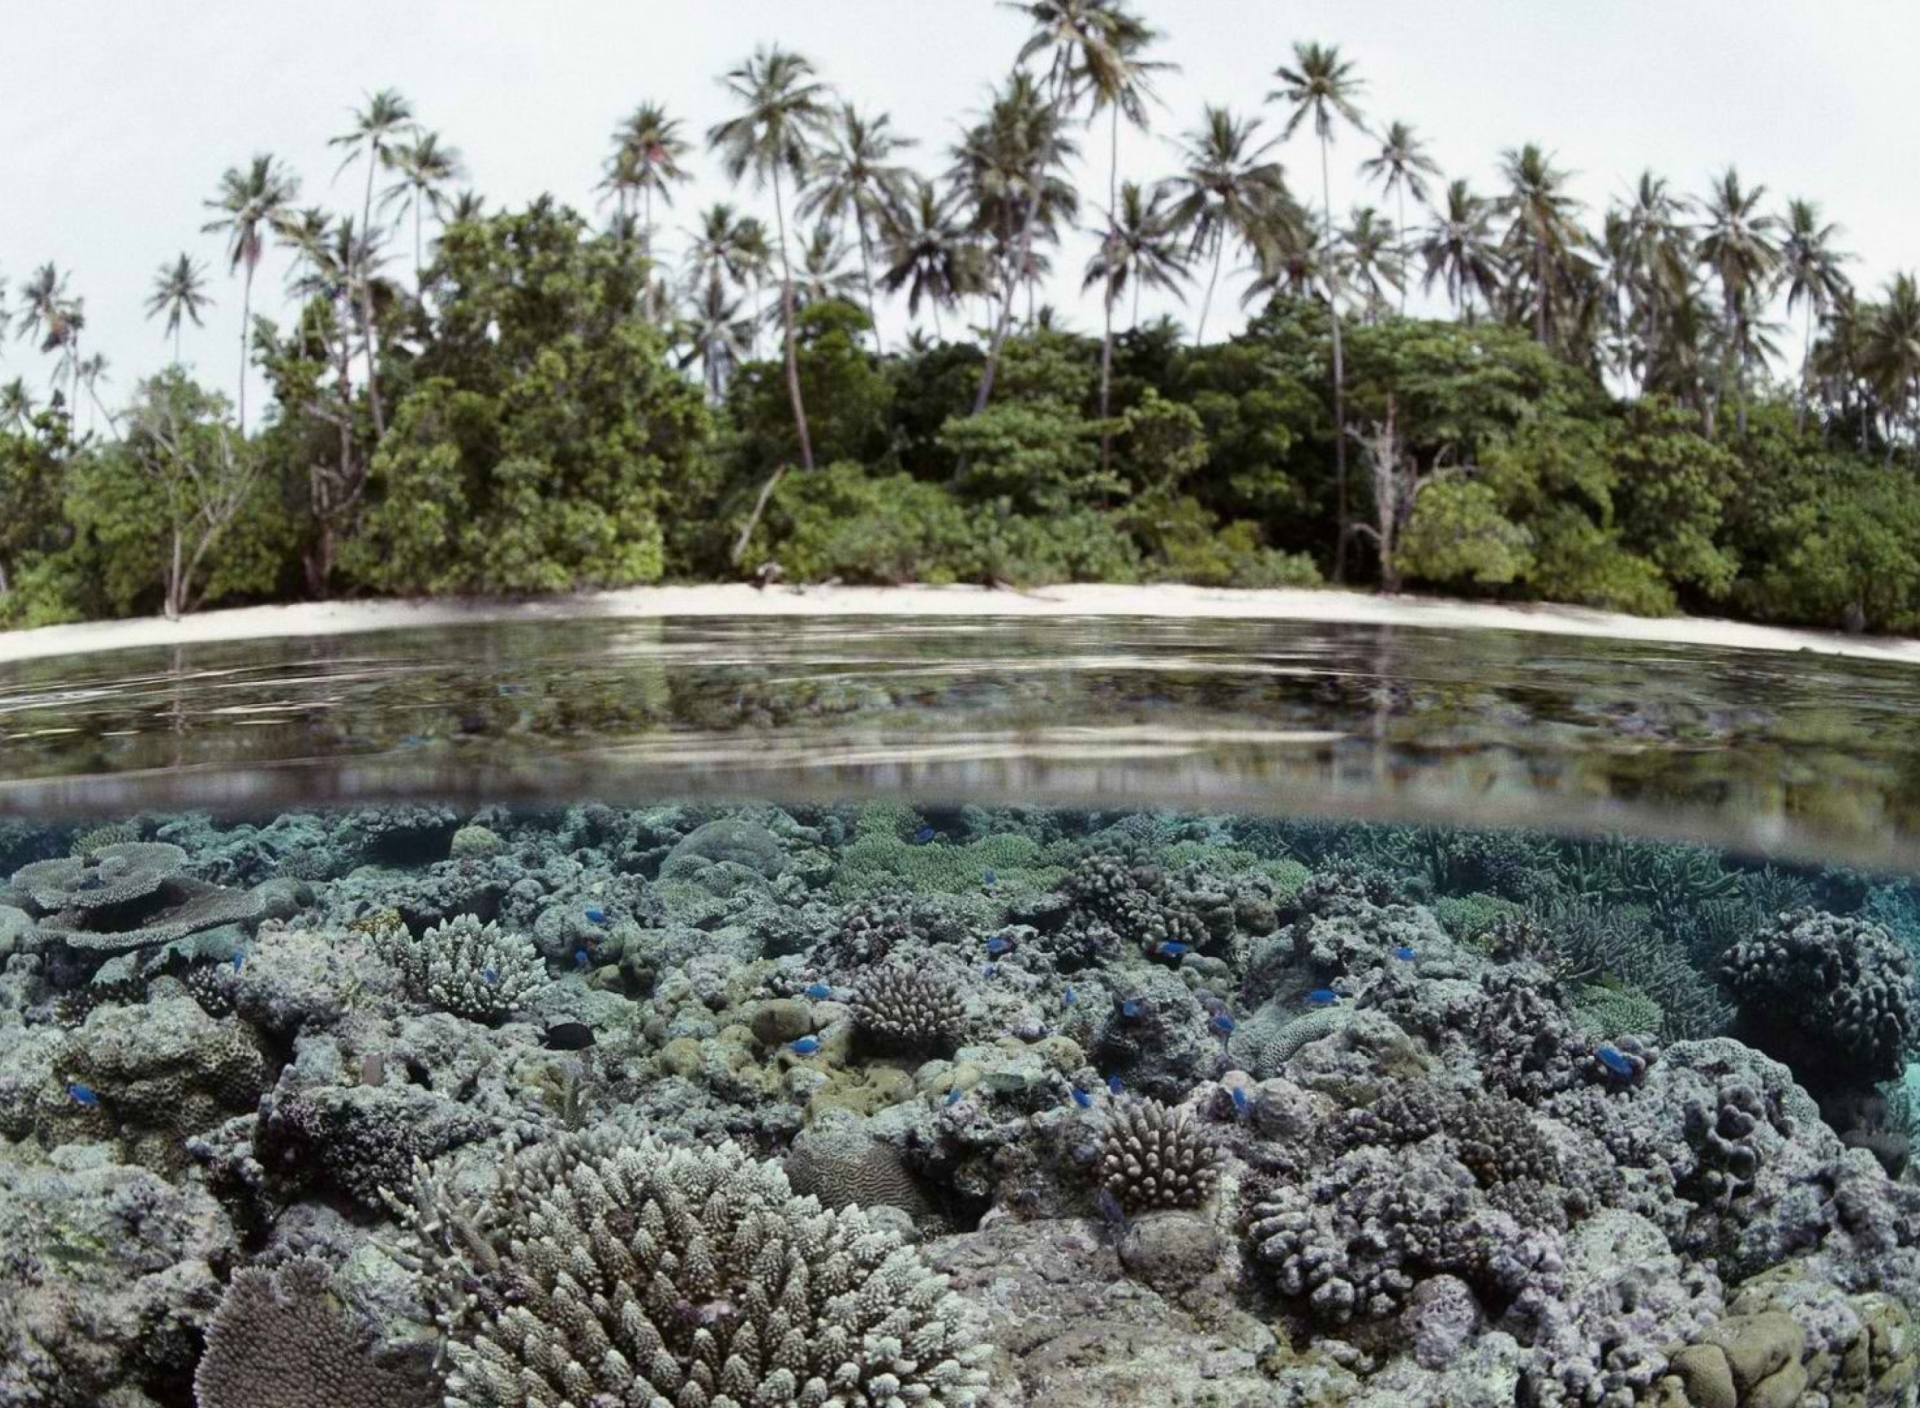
[1,582,1914,667]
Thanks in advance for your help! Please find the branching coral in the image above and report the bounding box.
[373,913,550,1023]
[850,965,963,1056]
[1100,1099,1222,1212]
[388,1135,991,1407]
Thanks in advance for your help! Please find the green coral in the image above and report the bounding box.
[830,830,1064,903]
[1572,981,1665,1039]
[1436,893,1521,945]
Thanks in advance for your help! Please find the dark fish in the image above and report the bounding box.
[543,1022,596,1051]
[1094,1186,1130,1234]
[1307,988,1339,1007]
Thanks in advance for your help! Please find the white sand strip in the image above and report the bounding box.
[1,583,1913,667]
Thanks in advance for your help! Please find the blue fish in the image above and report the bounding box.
[585,906,607,925]
[1596,1046,1634,1078]
[983,963,999,978]
[805,982,832,1000]
[1159,941,1190,958]
[1307,988,1340,1007]
[574,949,591,969]
[1063,986,1076,1007]
[790,1036,822,1056]
[1230,1084,1250,1115]
[943,1087,963,1107]
[1106,1075,1124,1096]
[1070,1086,1094,1108]
[982,869,998,887]
[67,1082,99,1108]
[482,966,498,985]
[913,825,936,844]
[1210,1012,1236,1035]
[1392,946,1417,961]
[1094,1186,1129,1231]
[986,935,1012,956]
[1120,999,1142,1019]
[230,950,245,973]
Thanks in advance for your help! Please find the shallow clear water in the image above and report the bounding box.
[2,615,1919,1406]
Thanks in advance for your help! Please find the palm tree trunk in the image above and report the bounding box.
[1397,187,1408,317]
[1535,238,1548,343]
[238,261,254,435]
[1322,134,1351,585]
[362,150,377,242]
[1797,300,1813,434]
[415,199,424,288]
[857,215,883,357]
[359,277,386,438]
[972,55,1064,416]
[1099,286,1115,474]
[1195,239,1223,347]
[770,164,815,472]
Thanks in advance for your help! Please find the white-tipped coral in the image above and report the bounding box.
[372,912,549,1023]
[389,1134,991,1408]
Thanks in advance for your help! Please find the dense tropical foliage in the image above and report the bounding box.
[5,4,1920,633]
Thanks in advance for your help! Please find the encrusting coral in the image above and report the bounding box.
[386,1134,991,1408]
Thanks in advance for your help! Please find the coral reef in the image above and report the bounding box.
[1099,1097,1221,1211]
[850,963,964,1055]
[372,911,551,1023]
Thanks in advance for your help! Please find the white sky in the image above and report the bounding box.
[0,0,1905,415]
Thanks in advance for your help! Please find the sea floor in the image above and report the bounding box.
[1,800,1917,1406]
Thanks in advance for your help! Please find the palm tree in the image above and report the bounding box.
[793,222,865,310]
[679,279,754,402]
[1865,273,1920,448]
[329,88,414,236]
[879,179,982,339]
[202,153,300,433]
[1697,167,1782,436]
[1418,180,1505,320]
[1609,172,1693,389]
[1159,106,1291,343]
[447,190,487,225]
[1085,180,1188,466]
[1270,40,1366,580]
[1778,198,1850,430]
[0,379,32,432]
[13,263,84,402]
[1358,120,1439,313]
[291,215,393,436]
[145,253,214,364]
[799,106,917,354]
[379,130,466,283]
[1496,143,1587,349]
[707,45,832,473]
[601,101,693,262]
[686,203,773,362]
[75,354,112,434]
[1242,220,1331,306]
[1342,206,1403,320]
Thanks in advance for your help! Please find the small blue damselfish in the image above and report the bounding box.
[67,1082,99,1108]
[1063,986,1076,1006]
[944,1087,963,1107]
[790,1036,822,1056]
[1392,945,1417,960]
[985,935,1012,956]
[913,824,936,844]
[805,982,832,1000]
[1307,988,1340,1006]
[1106,1074,1124,1095]
[585,906,607,925]
[1070,1086,1093,1108]
[982,869,998,887]
[1230,1085,1250,1115]
[1120,999,1142,1018]
[574,949,590,969]
[1210,1011,1236,1034]
[231,950,245,973]
[1596,1045,1634,1077]
[482,966,498,984]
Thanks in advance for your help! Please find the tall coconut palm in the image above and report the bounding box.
[201,153,300,433]
[601,102,693,261]
[1241,219,1331,307]
[1418,179,1504,320]
[13,263,84,402]
[1696,167,1782,436]
[1270,40,1366,580]
[1865,273,1920,448]
[0,379,32,432]
[1159,106,1291,344]
[329,89,414,237]
[792,221,865,311]
[1358,120,1439,313]
[379,130,467,284]
[1342,206,1403,321]
[799,106,917,353]
[879,179,982,340]
[1778,198,1850,430]
[707,45,832,472]
[1085,181,1188,468]
[1496,143,1587,349]
[686,204,773,362]
[1609,172,1693,388]
[679,279,754,401]
[145,253,214,364]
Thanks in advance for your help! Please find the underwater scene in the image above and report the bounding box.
[1,798,1918,1407]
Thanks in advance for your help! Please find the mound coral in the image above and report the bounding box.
[372,913,550,1023]
[1100,1099,1222,1212]
[389,1135,991,1407]
[194,1257,433,1408]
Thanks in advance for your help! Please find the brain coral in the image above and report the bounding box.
[392,1134,991,1408]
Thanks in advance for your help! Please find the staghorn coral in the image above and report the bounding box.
[1720,907,1920,1091]
[373,912,551,1024]
[850,964,963,1056]
[1100,1099,1222,1212]
[193,1256,433,1408]
[389,1134,991,1408]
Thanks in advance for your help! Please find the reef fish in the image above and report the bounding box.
[790,1036,822,1056]
[1120,999,1142,1019]
[230,950,246,973]
[1063,986,1076,1007]
[482,966,498,985]
[943,1087,963,1107]
[67,1082,100,1108]
[1159,941,1190,958]
[584,906,607,925]
[1307,988,1340,1007]
[982,869,998,887]
[983,962,999,978]
[543,1022,595,1051]
[574,949,591,970]
[805,982,833,1000]
[1596,1046,1634,1078]
[1210,1012,1236,1035]
[1070,1086,1094,1108]
[985,935,1013,956]
[1106,1074,1125,1096]
[1392,946,1417,961]
[913,825,936,844]
[1230,1084,1250,1116]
